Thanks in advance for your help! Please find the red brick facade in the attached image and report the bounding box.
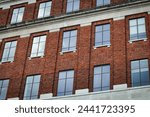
[0,0,150,99]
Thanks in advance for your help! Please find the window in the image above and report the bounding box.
[129,17,146,40]
[11,7,25,24]
[31,35,46,57]
[93,65,110,92]
[0,79,9,100]
[131,59,150,87]
[24,75,41,100]
[66,0,80,13]
[57,70,74,96]
[96,0,110,7]
[38,1,52,18]
[62,30,77,52]
[95,24,110,46]
[1,41,17,63]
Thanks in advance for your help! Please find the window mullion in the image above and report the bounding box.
[7,42,12,61]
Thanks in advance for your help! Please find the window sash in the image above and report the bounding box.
[23,75,41,100]
[129,18,146,40]
[57,70,74,96]
[93,65,110,92]
[31,35,46,57]
[11,7,25,24]
[62,30,77,52]
[38,1,52,18]
[95,24,110,46]
[1,41,17,62]
[0,80,9,100]
[131,59,150,87]
[96,0,110,7]
[66,0,80,12]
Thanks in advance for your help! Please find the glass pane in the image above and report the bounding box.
[67,2,73,12]
[70,37,76,48]
[131,69,140,86]
[38,9,44,18]
[33,37,40,43]
[95,32,102,44]
[67,70,74,78]
[140,59,148,68]
[13,9,19,14]
[31,43,38,55]
[46,1,51,7]
[138,18,145,25]
[2,80,9,87]
[19,7,25,13]
[63,31,70,38]
[5,42,11,48]
[138,25,146,33]
[32,83,40,96]
[38,42,45,53]
[96,25,102,32]
[24,84,32,97]
[66,78,74,92]
[71,30,77,37]
[40,3,46,8]
[44,7,50,17]
[40,36,46,42]
[11,41,17,47]
[102,74,110,87]
[2,49,9,59]
[103,24,110,31]
[9,47,16,57]
[104,0,110,5]
[62,38,69,50]
[0,81,2,87]
[93,74,101,89]
[57,79,65,93]
[34,75,41,83]
[103,31,110,42]
[130,19,137,26]
[130,26,137,35]
[131,61,139,70]
[26,76,33,83]
[59,72,66,79]
[11,14,17,24]
[102,65,110,73]
[17,13,23,22]
[94,67,101,74]
[0,88,7,99]
[74,0,80,11]
[97,0,103,6]
[141,68,149,85]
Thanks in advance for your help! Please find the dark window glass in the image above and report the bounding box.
[62,30,77,52]
[93,65,110,92]
[131,59,150,87]
[31,35,46,57]
[38,1,52,18]
[66,0,80,13]
[129,18,146,40]
[57,70,74,96]
[0,79,9,100]
[24,75,41,100]
[11,7,25,24]
[1,41,17,62]
[96,0,110,7]
[95,24,110,46]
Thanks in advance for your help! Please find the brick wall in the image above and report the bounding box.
[0,0,150,99]
[0,0,128,26]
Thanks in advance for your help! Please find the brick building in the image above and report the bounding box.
[0,0,150,100]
